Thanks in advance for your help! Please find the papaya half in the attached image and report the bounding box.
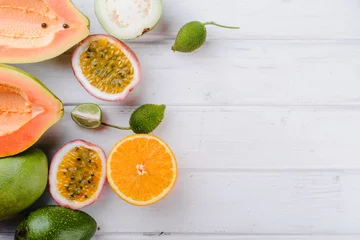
[0,0,90,64]
[0,64,63,157]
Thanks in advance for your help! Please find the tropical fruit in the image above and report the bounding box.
[95,0,162,40]
[0,64,63,157]
[49,140,106,210]
[71,103,166,134]
[129,104,166,134]
[172,21,239,53]
[72,34,141,101]
[107,134,178,206]
[0,148,48,219]
[71,103,103,129]
[15,205,97,240]
[0,0,90,64]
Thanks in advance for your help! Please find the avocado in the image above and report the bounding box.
[15,206,97,240]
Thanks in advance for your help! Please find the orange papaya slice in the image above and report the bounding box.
[0,64,63,157]
[0,0,90,64]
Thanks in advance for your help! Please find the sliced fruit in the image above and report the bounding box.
[95,0,162,40]
[107,134,178,206]
[49,140,106,210]
[72,34,141,101]
[0,148,48,219]
[0,0,90,64]
[15,206,97,240]
[71,103,103,129]
[0,64,63,158]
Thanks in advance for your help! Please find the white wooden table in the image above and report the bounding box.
[2,0,360,239]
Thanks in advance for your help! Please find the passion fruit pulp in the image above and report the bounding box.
[49,140,106,210]
[80,38,134,94]
[72,34,140,101]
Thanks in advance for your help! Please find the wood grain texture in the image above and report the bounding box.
[74,0,360,40]
[2,170,360,234]
[2,233,360,240]
[33,106,360,169]
[15,40,360,106]
[92,235,360,240]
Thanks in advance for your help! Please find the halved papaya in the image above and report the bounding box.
[0,0,90,64]
[0,64,63,157]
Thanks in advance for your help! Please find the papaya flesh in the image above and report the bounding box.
[0,64,63,157]
[0,0,90,64]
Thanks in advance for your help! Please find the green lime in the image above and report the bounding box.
[71,103,102,129]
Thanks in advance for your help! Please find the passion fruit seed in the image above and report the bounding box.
[71,103,165,134]
[56,146,102,202]
[80,39,134,94]
[172,21,240,53]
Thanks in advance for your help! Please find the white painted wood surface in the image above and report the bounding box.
[1,0,360,239]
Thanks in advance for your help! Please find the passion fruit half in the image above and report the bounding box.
[72,34,140,101]
[49,140,106,210]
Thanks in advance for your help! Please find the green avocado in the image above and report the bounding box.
[0,148,48,219]
[15,206,97,240]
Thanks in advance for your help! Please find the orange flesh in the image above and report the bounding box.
[0,0,89,63]
[56,146,102,202]
[0,83,43,136]
[109,136,176,202]
[80,39,134,94]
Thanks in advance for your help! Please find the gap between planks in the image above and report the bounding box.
[1,233,360,239]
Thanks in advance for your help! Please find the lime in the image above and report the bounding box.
[71,103,102,129]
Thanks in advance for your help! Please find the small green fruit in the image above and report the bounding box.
[15,206,97,240]
[172,21,207,53]
[130,104,166,134]
[0,148,48,219]
[172,21,240,53]
[71,103,103,129]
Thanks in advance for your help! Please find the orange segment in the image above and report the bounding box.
[107,134,178,206]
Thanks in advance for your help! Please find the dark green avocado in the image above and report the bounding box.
[15,205,97,240]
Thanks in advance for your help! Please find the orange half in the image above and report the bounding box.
[107,134,178,206]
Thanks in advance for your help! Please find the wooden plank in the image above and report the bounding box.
[1,233,360,240]
[73,0,360,40]
[33,105,360,169]
[2,170,360,234]
[14,40,360,105]
[93,235,360,240]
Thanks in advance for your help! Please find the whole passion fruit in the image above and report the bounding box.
[72,34,140,101]
[95,0,162,40]
[49,140,106,210]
